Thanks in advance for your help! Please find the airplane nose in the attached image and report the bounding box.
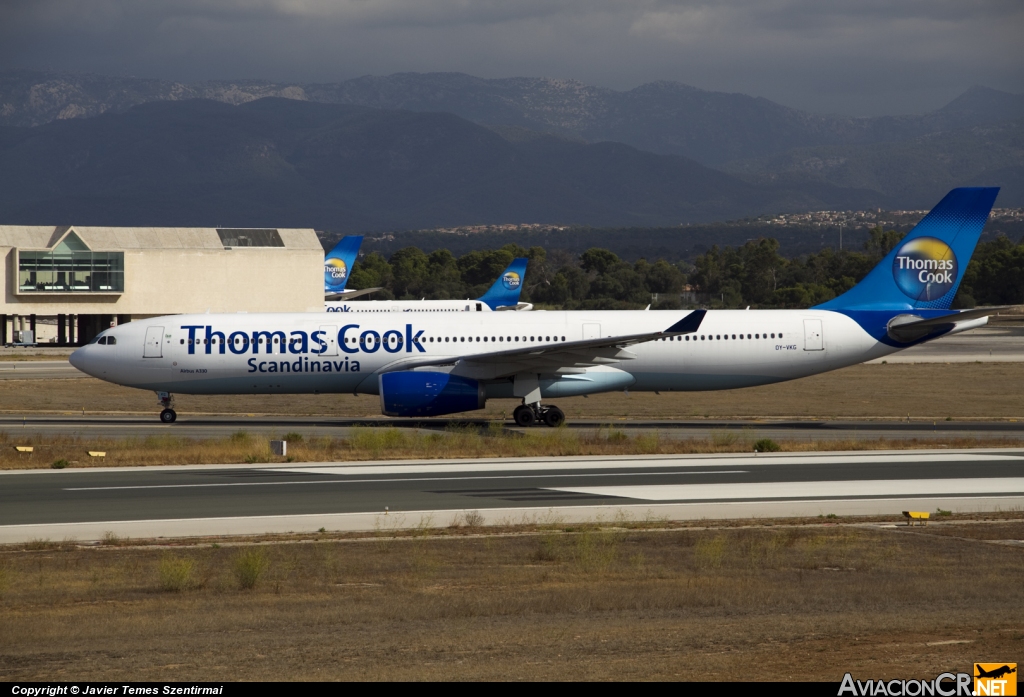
[68,346,93,376]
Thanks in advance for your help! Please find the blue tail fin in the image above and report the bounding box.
[814,187,999,311]
[324,236,363,294]
[477,258,529,309]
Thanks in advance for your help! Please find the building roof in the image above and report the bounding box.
[0,226,322,251]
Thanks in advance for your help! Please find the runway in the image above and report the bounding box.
[0,360,84,380]
[2,449,1023,542]
[2,413,1024,442]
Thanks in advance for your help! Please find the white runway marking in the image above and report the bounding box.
[271,452,1020,477]
[64,470,747,491]
[545,477,1024,501]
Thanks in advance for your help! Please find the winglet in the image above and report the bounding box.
[665,309,706,334]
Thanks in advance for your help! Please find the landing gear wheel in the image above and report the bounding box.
[160,408,177,424]
[543,406,565,428]
[513,405,536,427]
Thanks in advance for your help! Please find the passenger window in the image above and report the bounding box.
[779,333,783,338]
[180,339,184,344]
[771,333,775,338]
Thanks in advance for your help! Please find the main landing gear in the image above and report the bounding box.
[513,403,565,428]
[157,391,177,423]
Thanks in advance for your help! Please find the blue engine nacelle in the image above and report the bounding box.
[379,371,486,417]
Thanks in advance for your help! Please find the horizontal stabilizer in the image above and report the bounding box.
[325,286,382,301]
[887,306,1019,343]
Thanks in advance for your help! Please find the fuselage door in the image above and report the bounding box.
[803,319,824,351]
[143,326,164,358]
[319,325,338,356]
[583,323,601,340]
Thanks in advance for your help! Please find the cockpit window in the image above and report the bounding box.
[88,335,103,344]
[106,336,116,345]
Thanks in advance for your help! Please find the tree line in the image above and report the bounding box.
[346,229,1024,310]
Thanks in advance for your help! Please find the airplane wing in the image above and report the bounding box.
[374,310,706,381]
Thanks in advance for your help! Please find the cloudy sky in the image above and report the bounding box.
[1,0,1021,116]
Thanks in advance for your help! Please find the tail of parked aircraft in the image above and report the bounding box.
[815,187,999,312]
[324,235,363,294]
[477,258,529,310]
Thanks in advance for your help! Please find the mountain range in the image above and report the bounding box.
[1,97,889,230]
[0,70,1021,228]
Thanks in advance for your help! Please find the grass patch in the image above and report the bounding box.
[2,422,1024,471]
[158,555,198,592]
[233,548,270,590]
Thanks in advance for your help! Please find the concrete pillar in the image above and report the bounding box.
[69,314,76,345]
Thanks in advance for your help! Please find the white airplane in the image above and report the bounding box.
[71,188,1006,426]
[324,235,531,312]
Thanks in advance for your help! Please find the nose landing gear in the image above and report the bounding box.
[513,402,565,428]
[156,391,177,423]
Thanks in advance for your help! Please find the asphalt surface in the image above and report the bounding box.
[0,360,84,380]
[2,451,1023,543]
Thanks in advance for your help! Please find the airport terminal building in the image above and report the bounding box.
[1,225,324,346]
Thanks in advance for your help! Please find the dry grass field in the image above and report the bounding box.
[1,520,1022,681]
[2,362,1024,420]
[2,425,1022,470]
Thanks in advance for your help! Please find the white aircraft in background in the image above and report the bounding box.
[323,235,531,312]
[72,188,1008,426]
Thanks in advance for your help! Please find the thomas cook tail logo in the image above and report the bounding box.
[502,271,521,291]
[325,258,348,290]
[892,236,958,302]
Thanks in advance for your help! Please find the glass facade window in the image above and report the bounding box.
[17,250,124,293]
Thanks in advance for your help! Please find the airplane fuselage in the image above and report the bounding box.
[71,309,916,399]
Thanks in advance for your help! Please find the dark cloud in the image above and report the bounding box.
[1,0,1021,115]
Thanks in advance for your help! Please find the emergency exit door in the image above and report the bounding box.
[143,326,164,358]
[803,319,823,351]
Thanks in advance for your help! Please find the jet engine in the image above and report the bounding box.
[379,371,486,417]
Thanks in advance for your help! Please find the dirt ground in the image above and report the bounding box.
[1,519,1022,681]
[2,362,1024,420]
